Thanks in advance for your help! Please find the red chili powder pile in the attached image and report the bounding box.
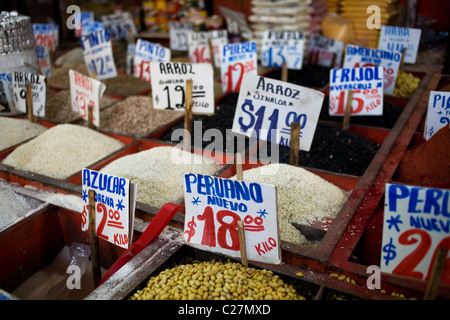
[395,125,450,188]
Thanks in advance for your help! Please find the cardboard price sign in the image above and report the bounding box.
[261,31,305,70]
[82,169,137,249]
[329,66,384,116]
[381,183,450,285]
[343,44,402,96]
[69,69,106,127]
[12,72,46,117]
[232,73,324,151]
[424,91,450,140]
[150,61,214,114]
[378,26,422,64]
[183,173,281,264]
[188,30,228,67]
[220,42,258,93]
[74,12,94,37]
[133,39,171,82]
[80,28,117,80]
[169,21,194,51]
[307,33,344,69]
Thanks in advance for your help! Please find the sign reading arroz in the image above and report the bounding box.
[232,73,324,151]
[183,173,281,265]
[82,168,137,250]
[133,39,171,82]
[423,91,450,140]
[329,66,384,116]
[261,31,305,70]
[343,44,402,96]
[150,61,215,114]
[381,183,450,285]
[79,28,117,80]
[12,72,46,117]
[378,26,422,64]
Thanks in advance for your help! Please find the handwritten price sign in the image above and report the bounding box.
[378,26,421,64]
[220,42,258,93]
[261,31,305,70]
[80,28,117,80]
[232,73,324,151]
[423,91,450,140]
[169,21,193,51]
[133,39,171,82]
[82,169,137,249]
[307,33,344,69]
[343,44,402,96]
[381,183,450,285]
[69,70,106,127]
[329,66,384,116]
[12,72,46,117]
[184,173,280,264]
[188,30,228,67]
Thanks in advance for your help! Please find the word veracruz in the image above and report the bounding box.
[81,168,135,249]
[381,183,450,285]
[232,73,324,151]
[183,173,281,265]
[329,66,384,116]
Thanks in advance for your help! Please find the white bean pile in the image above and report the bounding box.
[0,117,47,151]
[100,146,222,208]
[2,124,124,179]
[231,164,349,245]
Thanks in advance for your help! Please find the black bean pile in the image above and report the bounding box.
[265,65,330,88]
[319,97,403,128]
[262,122,380,176]
[160,93,250,154]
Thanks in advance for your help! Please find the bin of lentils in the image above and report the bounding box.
[264,65,330,89]
[262,122,380,176]
[160,93,250,154]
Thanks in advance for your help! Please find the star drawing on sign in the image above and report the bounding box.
[116,199,125,211]
[82,189,88,202]
[257,209,268,219]
[192,197,201,205]
[386,214,403,233]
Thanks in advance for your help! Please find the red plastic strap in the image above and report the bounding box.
[98,202,180,285]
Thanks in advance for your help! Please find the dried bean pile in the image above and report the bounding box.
[102,74,151,97]
[130,260,305,300]
[319,97,403,128]
[160,93,249,153]
[46,64,89,89]
[264,123,379,176]
[265,65,330,88]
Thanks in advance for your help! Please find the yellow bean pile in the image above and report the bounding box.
[393,70,420,97]
[130,260,305,300]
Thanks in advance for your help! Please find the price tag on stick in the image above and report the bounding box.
[133,39,171,82]
[12,71,46,118]
[232,73,324,151]
[183,173,281,264]
[423,91,450,140]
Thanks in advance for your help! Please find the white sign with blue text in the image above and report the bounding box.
[12,72,46,117]
[329,66,384,116]
[183,173,281,264]
[80,29,117,80]
[261,31,305,70]
[133,39,171,83]
[169,22,194,51]
[343,44,402,96]
[232,73,324,151]
[381,183,450,284]
[423,91,450,140]
[307,33,344,69]
[81,168,137,249]
[378,26,421,64]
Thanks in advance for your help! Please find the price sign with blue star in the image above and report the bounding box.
[81,168,137,249]
[183,173,281,265]
[381,183,450,284]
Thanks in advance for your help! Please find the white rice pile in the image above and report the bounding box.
[2,124,124,179]
[231,163,349,245]
[0,179,42,230]
[0,117,47,151]
[100,146,222,208]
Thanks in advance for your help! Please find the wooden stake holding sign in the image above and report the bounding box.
[25,83,36,123]
[88,71,97,130]
[234,152,248,267]
[88,189,102,287]
[289,122,300,167]
[424,247,448,300]
[342,90,353,130]
[281,62,288,83]
[184,79,193,152]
